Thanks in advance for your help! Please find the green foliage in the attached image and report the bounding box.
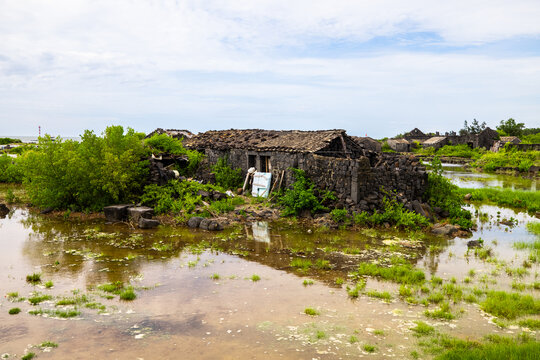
[211,156,243,190]
[0,154,23,183]
[424,301,455,320]
[521,132,540,144]
[411,321,435,336]
[352,258,425,285]
[145,133,203,175]
[19,126,149,211]
[458,188,540,214]
[119,286,137,301]
[365,290,392,302]
[278,168,330,216]
[436,338,540,360]
[497,118,525,137]
[141,179,221,215]
[26,273,42,283]
[460,119,486,136]
[8,307,21,315]
[526,222,540,236]
[209,197,243,214]
[21,353,36,360]
[480,291,540,320]
[424,157,473,229]
[0,137,22,145]
[250,274,261,282]
[381,141,395,152]
[353,196,429,230]
[330,208,349,223]
[472,148,539,172]
[304,307,320,316]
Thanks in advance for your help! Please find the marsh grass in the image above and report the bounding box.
[28,293,53,305]
[518,318,540,330]
[119,287,137,301]
[29,308,80,318]
[250,274,261,282]
[435,336,540,360]
[411,321,435,336]
[458,188,540,214]
[290,258,312,271]
[40,341,58,348]
[363,344,377,353]
[26,273,41,283]
[346,279,366,298]
[353,258,425,285]
[481,291,540,319]
[8,307,21,315]
[304,307,320,316]
[303,279,314,286]
[55,294,89,306]
[424,302,455,320]
[44,280,54,288]
[21,353,35,360]
[366,290,392,302]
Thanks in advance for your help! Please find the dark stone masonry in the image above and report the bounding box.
[183,129,428,212]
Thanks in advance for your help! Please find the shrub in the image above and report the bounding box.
[424,156,472,229]
[278,168,332,216]
[19,126,149,211]
[354,196,429,230]
[0,154,23,183]
[212,156,243,190]
[330,208,349,223]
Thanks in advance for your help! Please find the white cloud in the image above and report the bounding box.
[0,0,539,137]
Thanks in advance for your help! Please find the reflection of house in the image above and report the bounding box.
[423,136,448,150]
[184,129,427,207]
[387,138,410,152]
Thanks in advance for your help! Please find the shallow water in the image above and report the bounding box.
[1,205,538,359]
[441,163,537,191]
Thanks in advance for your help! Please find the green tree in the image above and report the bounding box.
[496,118,525,137]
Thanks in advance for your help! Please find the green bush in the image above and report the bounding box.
[353,196,429,230]
[278,168,331,216]
[457,188,540,214]
[473,148,539,172]
[211,156,243,190]
[424,156,472,229]
[330,208,349,223]
[18,126,149,211]
[0,137,21,145]
[0,154,23,183]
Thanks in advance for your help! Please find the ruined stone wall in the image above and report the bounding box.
[196,148,427,210]
[510,144,540,151]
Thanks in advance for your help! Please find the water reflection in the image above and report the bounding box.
[442,163,537,191]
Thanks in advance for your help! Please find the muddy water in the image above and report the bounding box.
[1,204,538,359]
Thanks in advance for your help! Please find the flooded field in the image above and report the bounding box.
[1,168,539,359]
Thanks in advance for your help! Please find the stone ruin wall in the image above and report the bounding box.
[196,149,428,211]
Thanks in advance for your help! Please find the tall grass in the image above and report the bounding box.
[458,188,540,214]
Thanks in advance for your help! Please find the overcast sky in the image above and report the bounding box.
[1,0,539,138]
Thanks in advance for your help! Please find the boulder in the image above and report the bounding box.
[467,240,483,248]
[127,206,154,224]
[199,218,223,231]
[103,204,133,222]
[0,203,9,218]
[197,190,211,199]
[138,217,160,229]
[212,191,227,201]
[464,193,472,201]
[431,223,460,236]
[187,216,204,228]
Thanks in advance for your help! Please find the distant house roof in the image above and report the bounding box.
[184,129,363,157]
[404,128,426,138]
[423,136,447,145]
[145,128,194,139]
[500,136,521,144]
[352,136,382,152]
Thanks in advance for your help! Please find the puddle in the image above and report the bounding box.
[0,204,538,358]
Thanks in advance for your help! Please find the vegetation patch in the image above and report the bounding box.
[8,307,21,315]
[480,291,540,320]
[352,258,425,285]
[458,188,540,214]
[28,293,53,305]
[411,321,435,336]
[354,196,429,230]
[26,273,42,283]
[304,307,320,316]
[435,336,540,360]
[424,302,455,320]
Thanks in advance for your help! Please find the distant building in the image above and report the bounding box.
[423,136,448,150]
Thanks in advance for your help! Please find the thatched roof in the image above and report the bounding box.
[145,128,193,139]
[423,136,447,145]
[184,129,363,156]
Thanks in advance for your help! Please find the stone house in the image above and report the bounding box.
[387,139,411,152]
[184,129,427,210]
[423,136,448,150]
[145,128,194,140]
[352,136,382,152]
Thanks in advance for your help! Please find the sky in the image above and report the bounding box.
[1,0,540,139]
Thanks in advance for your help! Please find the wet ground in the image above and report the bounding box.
[0,166,539,359]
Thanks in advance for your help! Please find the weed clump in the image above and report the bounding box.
[304,307,320,316]
[354,196,430,230]
[411,321,435,336]
[250,274,261,282]
[26,273,42,283]
[21,353,35,360]
[8,307,21,315]
[353,258,425,285]
[480,291,540,320]
[119,287,137,301]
